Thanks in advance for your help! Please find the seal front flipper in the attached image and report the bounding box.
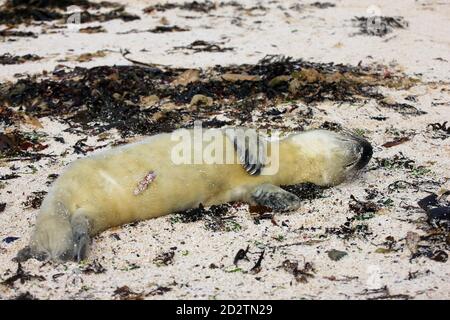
[225,127,266,175]
[250,184,301,212]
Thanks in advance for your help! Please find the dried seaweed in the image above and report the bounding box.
[143,0,217,14]
[1,263,45,287]
[233,245,249,266]
[427,121,450,139]
[79,25,105,33]
[379,101,426,116]
[171,203,238,232]
[382,137,410,148]
[0,53,41,65]
[352,16,408,37]
[250,250,264,274]
[22,191,47,209]
[0,131,48,158]
[281,183,326,201]
[282,259,315,283]
[119,25,190,34]
[411,193,450,263]
[147,286,172,296]
[81,260,107,274]
[113,286,144,300]
[74,8,139,24]
[0,0,137,25]
[0,55,419,137]
[14,292,37,300]
[310,2,335,9]
[349,195,380,215]
[0,29,37,38]
[153,251,175,266]
[174,40,234,53]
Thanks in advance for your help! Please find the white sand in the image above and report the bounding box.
[0,0,449,299]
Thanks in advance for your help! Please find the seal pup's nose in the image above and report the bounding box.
[353,137,373,170]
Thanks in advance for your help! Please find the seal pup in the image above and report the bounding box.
[17,127,372,262]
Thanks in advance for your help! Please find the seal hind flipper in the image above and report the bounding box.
[250,184,301,212]
[225,127,266,175]
[71,213,91,262]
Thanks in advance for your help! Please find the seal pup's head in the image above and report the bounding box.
[286,129,373,186]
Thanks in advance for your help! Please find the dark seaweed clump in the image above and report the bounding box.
[0,0,137,25]
[143,0,221,14]
[413,193,450,263]
[281,183,327,201]
[0,55,417,138]
[352,16,408,37]
[0,130,48,158]
[172,203,240,232]
[0,53,41,65]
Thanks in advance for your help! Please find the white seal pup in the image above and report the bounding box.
[17,127,372,262]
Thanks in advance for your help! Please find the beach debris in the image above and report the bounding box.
[81,260,107,274]
[221,73,259,82]
[73,138,106,154]
[326,216,372,240]
[233,245,249,266]
[379,101,426,116]
[0,173,20,180]
[22,191,47,209]
[0,29,37,38]
[375,153,431,178]
[250,205,274,224]
[427,122,450,139]
[0,203,6,213]
[352,16,408,37]
[113,286,144,300]
[46,173,59,186]
[282,259,315,283]
[0,55,420,137]
[15,292,37,300]
[327,249,347,261]
[171,203,238,232]
[0,53,41,65]
[172,69,200,86]
[3,236,19,243]
[358,285,411,300]
[147,286,172,296]
[133,171,157,196]
[349,195,380,216]
[382,137,410,148]
[429,250,448,263]
[118,25,190,34]
[153,250,175,266]
[79,25,105,33]
[143,0,217,14]
[406,231,421,255]
[250,250,265,274]
[281,183,326,200]
[190,94,213,107]
[174,40,234,53]
[74,7,139,23]
[418,192,450,228]
[0,0,138,25]
[0,131,48,158]
[310,2,335,9]
[70,50,108,63]
[1,263,45,287]
[405,192,450,263]
[375,236,398,254]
